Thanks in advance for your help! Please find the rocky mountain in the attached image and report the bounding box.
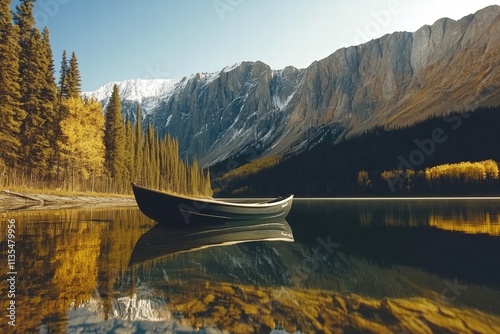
[84,5,500,166]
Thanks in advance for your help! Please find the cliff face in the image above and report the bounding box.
[286,5,500,134]
[86,5,500,165]
[151,61,289,163]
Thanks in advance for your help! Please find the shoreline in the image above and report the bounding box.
[3,189,499,212]
[1,189,136,211]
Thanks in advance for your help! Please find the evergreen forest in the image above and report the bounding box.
[216,107,500,197]
[0,0,212,196]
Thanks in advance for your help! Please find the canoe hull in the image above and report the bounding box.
[131,183,293,225]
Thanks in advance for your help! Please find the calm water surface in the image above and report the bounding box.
[1,199,500,333]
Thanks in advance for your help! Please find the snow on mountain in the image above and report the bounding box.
[83,78,182,114]
[86,78,181,101]
[83,71,226,118]
[67,295,221,333]
[222,61,243,73]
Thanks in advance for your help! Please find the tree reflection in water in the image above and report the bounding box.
[1,202,499,333]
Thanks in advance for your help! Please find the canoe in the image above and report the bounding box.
[131,183,294,225]
[128,219,294,266]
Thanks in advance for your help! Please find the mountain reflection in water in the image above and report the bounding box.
[0,199,499,333]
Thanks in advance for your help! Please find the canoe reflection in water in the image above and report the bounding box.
[129,218,294,266]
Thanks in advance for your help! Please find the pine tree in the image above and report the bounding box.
[134,104,143,184]
[165,136,173,192]
[153,129,161,189]
[0,0,25,167]
[204,169,213,196]
[41,28,57,99]
[190,158,200,195]
[142,143,151,187]
[13,0,35,42]
[144,124,156,188]
[41,27,58,171]
[104,84,126,192]
[13,0,35,101]
[66,51,81,98]
[124,116,135,183]
[51,50,70,179]
[58,50,69,100]
[15,1,53,171]
[159,137,168,190]
[178,157,186,195]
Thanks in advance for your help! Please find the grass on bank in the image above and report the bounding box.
[2,185,134,199]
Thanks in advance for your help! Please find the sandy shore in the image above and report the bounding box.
[0,189,135,211]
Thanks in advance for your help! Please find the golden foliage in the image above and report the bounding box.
[357,170,372,188]
[429,213,500,235]
[0,207,153,334]
[425,160,499,181]
[58,97,105,180]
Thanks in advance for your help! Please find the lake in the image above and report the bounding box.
[1,199,500,333]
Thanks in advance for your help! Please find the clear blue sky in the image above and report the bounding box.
[15,0,500,91]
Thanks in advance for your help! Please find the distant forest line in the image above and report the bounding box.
[216,106,500,197]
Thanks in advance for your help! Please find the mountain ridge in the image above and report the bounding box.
[84,5,500,166]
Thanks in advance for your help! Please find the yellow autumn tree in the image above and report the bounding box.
[58,97,105,189]
[357,170,372,188]
[425,160,499,182]
[483,160,500,179]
